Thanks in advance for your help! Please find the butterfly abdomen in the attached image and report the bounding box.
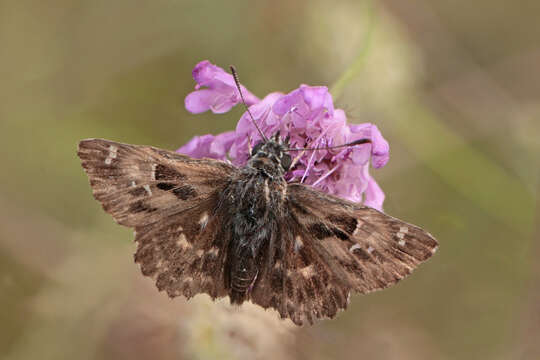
[224,167,287,304]
[229,252,259,304]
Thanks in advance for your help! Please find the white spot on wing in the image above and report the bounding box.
[199,212,209,230]
[208,247,219,257]
[353,220,364,235]
[349,244,361,253]
[398,239,406,247]
[151,163,157,180]
[143,184,152,196]
[396,226,409,240]
[299,265,315,278]
[104,145,118,165]
[176,233,191,250]
[367,246,374,254]
[294,236,303,252]
[131,181,136,188]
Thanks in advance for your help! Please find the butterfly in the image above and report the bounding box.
[77,132,438,326]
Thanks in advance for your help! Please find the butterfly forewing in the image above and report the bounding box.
[78,139,235,226]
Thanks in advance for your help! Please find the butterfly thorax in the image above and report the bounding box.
[223,140,290,303]
[246,139,292,178]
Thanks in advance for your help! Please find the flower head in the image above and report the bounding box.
[179,61,389,211]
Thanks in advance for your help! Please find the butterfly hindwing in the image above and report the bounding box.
[249,203,352,326]
[255,183,438,325]
[78,138,236,299]
[134,193,232,300]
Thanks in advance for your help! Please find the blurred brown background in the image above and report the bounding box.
[1,0,538,359]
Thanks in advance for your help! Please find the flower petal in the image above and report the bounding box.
[363,175,385,211]
[300,85,334,115]
[176,131,235,160]
[176,134,214,157]
[185,60,259,115]
[185,89,217,114]
[369,124,390,168]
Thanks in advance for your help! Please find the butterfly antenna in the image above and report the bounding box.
[285,138,371,151]
[230,65,268,142]
[288,138,371,169]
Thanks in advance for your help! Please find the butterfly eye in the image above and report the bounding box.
[280,153,292,171]
[251,142,264,156]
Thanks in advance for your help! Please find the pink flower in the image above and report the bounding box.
[178,60,389,211]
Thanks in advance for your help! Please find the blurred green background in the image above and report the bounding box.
[1,0,538,359]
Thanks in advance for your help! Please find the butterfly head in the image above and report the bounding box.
[248,132,292,176]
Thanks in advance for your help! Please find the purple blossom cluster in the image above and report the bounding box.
[178,60,390,211]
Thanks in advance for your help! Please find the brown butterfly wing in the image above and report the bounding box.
[249,213,352,326]
[134,194,233,300]
[78,138,235,227]
[251,183,438,325]
[78,138,236,299]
